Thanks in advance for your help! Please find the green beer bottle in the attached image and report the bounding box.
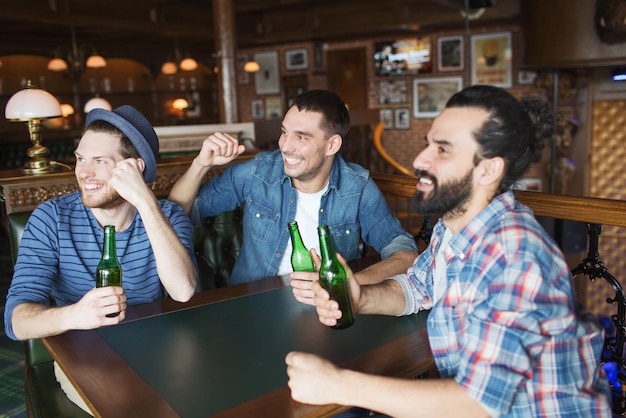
[288,221,315,272]
[317,224,354,329]
[96,225,122,317]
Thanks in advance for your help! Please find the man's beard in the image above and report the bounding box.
[80,186,125,210]
[412,168,473,218]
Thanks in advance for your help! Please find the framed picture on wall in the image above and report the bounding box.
[394,108,410,129]
[285,48,308,70]
[413,76,463,118]
[470,32,512,88]
[378,79,409,104]
[379,109,393,130]
[437,35,463,72]
[251,99,265,119]
[265,96,283,119]
[254,51,280,94]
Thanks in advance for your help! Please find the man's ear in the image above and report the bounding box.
[326,134,342,156]
[476,156,504,187]
[136,158,146,174]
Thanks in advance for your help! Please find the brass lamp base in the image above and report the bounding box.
[18,159,64,175]
[18,143,64,175]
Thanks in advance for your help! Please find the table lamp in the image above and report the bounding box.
[5,81,64,175]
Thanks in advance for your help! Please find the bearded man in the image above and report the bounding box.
[286,85,612,417]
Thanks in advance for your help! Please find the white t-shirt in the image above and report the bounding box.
[277,185,327,275]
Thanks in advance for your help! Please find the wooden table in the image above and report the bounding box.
[42,276,434,418]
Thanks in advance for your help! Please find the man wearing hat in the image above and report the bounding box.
[5,105,197,342]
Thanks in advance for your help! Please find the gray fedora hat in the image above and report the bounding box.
[85,105,159,183]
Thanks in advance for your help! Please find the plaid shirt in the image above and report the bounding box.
[397,191,611,417]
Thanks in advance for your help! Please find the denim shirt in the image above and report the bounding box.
[192,150,417,284]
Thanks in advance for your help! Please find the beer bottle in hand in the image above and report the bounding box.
[317,225,354,329]
[288,221,315,272]
[96,225,122,317]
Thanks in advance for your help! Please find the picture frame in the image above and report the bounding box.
[470,32,512,88]
[437,35,464,72]
[285,48,308,71]
[379,109,393,130]
[394,108,410,130]
[251,99,265,119]
[517,70,537,85]
[265,96,283,119]
[254,51,280,95]
[378,79,409,104]
[413,76,463,118]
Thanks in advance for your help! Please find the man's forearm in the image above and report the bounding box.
[168,157,211,213]
[136,198,197,302]
[12,303,72,340]
[355,250,416,285]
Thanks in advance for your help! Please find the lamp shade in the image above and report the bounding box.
[172,98,189,110]
[48,57,69,72]
[161,61,177,75]
[5,83,62,121]
[86,54,107,69]
[60,103,75,117]
[84,97,112,113]
[244,60,260,73]
[179,57,198,71]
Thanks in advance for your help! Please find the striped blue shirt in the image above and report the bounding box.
[4,191,196,341]
[396,190,612,417]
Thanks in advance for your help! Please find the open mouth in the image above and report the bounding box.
[82,183,104,193]
[284,156,304,167]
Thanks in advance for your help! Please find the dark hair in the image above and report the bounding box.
[445,85,554,193]
[292,89,350,140]
[82,120,140,160]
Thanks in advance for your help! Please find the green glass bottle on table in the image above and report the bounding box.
[317,224,354,329]
[96,225,122,317]
[288,221,315,272]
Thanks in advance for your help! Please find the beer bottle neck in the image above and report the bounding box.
[102,226,117,260]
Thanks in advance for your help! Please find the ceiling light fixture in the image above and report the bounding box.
[84,96,112,113]
[47,26,107,76]
[172,98,189,110]
[244,60,260,73]
[5,81,64,174]
[161,40,199,75]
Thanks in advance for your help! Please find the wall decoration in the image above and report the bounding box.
[470,32,512,88]
[378,79,409,104]
[254,51,280,94]
[394,108,410,129]
[437,35,464,72]
[413,76,463,118]
[374,36,432,76]
[285,48,308,70]
[265,96,283,119]
[379,109,393,130]
[251,99,265,119]
[237,53,250,85]
[518,70,538,85]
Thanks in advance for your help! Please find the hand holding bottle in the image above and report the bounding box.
[96,225,123,317]
[311,251,361,328]
[290,249,321,306]
[317,225,355,329]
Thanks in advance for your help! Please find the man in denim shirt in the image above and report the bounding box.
[169,90,417,295]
